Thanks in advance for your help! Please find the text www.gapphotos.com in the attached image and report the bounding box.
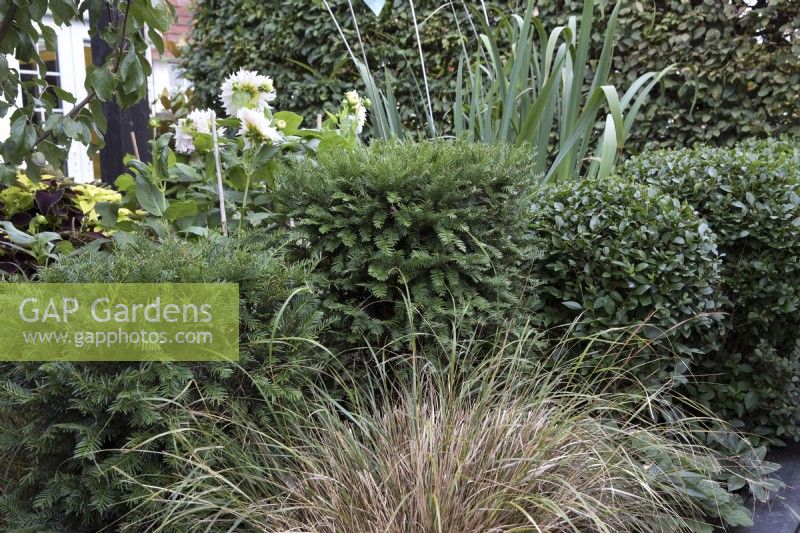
[21,329,214,348]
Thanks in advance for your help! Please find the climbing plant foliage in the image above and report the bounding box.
[183,0,798,150]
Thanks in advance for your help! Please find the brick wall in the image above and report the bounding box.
[153,0,193,60]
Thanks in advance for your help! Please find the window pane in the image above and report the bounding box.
[20,92,34,108]
[19,71,36,82]
[18,60,37,73]
[43,74,62,109]
[40,49,59,74]
[83,40,92,68]
[30,110,44,126]
[17,41,62,118]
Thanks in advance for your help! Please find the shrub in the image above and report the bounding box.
[528,175,722,384]
[274,140,540,348]
[622,139,800,440]
[120,330,780,532]
[0,231,324,529]
[0,174,121,277]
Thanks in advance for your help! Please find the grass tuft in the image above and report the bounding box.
[118,326,780,532]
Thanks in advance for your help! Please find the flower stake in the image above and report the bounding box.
[210,110,228,237]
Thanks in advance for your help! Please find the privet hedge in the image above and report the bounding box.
[183,0,799,149]
[274,140,540,348]
[528,175,722,384]
[622,139,800,441]
[0,232,324,529]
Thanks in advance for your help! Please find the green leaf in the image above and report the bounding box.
[721,506,752,528]
[0,221,35,245]
[134,174,167,217]
[119,51,145,94]
[130,0,175,32]
[89,98,107,132]
[273,111,303,133]
[93,202,120,228]
[596,114,619,178]
[193,132,213,152]
[48,0,77,23]
[28,0,48,19]
[180,226,209,236]
[51,86,76,105]
[91,67,115,102]
[25,154,42,182]
[164,200,199,221]
[148,27,165,55]
[226,165,249,190]
[41,26,58,52]
[62,117,82,139]
[10,117,36,156]
[0,164,17,186]
[317,130,352,153]
[114,173,136,192]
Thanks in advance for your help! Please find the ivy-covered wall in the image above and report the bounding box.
[600,0,799,149]
[182,0,487,133]
[182,0,799,150]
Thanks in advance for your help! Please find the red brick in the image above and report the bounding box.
[152,0,194,60]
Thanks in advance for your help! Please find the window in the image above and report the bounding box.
[2,19,99,182]
[18,42,63,125]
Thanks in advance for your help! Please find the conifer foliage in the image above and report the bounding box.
[275,140,540,347]
[0,231,324,529]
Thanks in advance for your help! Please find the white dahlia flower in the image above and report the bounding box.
[173,109,225,154]
[220,69,276,116]
[355,103,367,132]
[187,108,225,136]
[237,108,283,149]
[174,119,195,154]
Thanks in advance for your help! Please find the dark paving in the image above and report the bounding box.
[731,443,800,533]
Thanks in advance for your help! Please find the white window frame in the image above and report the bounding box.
[1,17,94,182]
[17,43,64,125]
[2,16,182,183]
